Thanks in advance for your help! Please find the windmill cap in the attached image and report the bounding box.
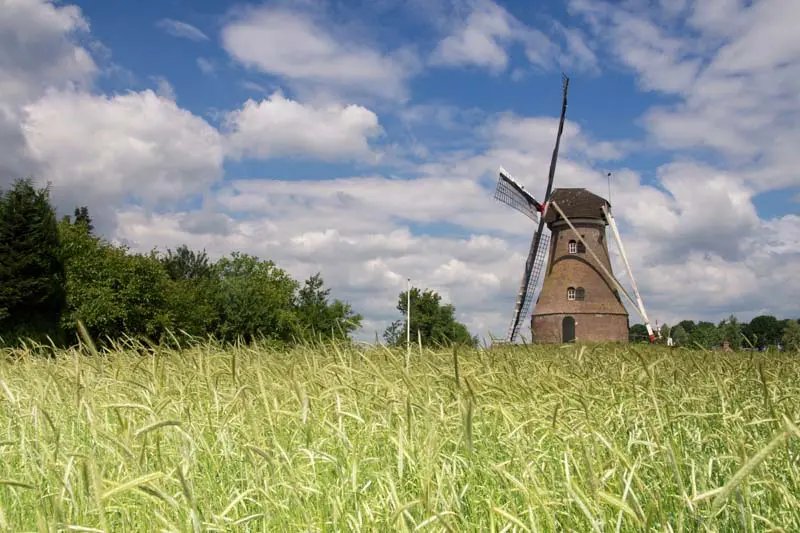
[544,188,611,225]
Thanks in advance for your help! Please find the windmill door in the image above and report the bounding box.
[562,316,575,343]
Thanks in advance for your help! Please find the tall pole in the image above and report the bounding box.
[406,278,411,368]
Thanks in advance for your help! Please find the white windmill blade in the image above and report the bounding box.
[494,167,542,222]
[602,204,656,343]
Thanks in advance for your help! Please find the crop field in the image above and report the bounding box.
[1,339,799,532]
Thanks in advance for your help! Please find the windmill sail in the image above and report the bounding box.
[502,74,570,343]
[494,167,542,221]
[506,229,550,341]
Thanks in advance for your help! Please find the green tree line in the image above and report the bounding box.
[0,178,364,347]
[630,314,800,351]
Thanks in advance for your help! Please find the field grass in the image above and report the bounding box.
[1,338,799,532]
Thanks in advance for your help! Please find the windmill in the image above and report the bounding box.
[493,75,657,344]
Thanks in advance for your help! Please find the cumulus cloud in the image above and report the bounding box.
[0,0,96,104]
[20,89,224,229]
[220,5,414,101]
[549,0,800,329]
[111,149,800,342]
[0,0,96,182]
[223,92,384,162]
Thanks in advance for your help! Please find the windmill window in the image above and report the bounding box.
[567,287,576,301]
[568,240,577,254]
[577,241,586,253]
[576,287,585,301]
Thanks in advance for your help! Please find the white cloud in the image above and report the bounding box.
[151,76,176,101]
[489,114,626,162]
[196,57,215,75]
[429,0,519,72]
[0,0,96,105]
[222,91,384,162]
[429,0,599,75]
[609,211,800,326]
[569,0,800,192]
[220,5,414,101]
[554,24,600,74]
[0,0,96,181]
[213,175,508,236]
[21,89,223,225]
[155,18,208,41]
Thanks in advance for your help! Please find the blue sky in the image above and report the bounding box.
[2,0,798,340]
[81,0,659,180]
[74,0,796,218]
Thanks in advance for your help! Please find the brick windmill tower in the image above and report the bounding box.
[493,75,656,344]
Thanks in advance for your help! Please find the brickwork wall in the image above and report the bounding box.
[531,313,629,343]
[531,218,629,343]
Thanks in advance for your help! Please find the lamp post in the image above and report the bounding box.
[406,277,411,368]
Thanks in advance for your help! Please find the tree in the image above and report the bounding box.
[295,272,362,341]
[671,324,689,346]
[782,320,800,351]
[719,315,742,350]
[383,287,477,348]
[628,323,649,342]
[161,244,212,281]
[212,253,300,344]
[658,323,670,344]
[73,206,94,233]
[58,219,173,342]
[742,315,782,348]
[0,178,66,342]
[154,244,219,338]
[689,321,721,349]
[677,320,696,335]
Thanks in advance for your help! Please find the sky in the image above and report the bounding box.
[1,0,798,342]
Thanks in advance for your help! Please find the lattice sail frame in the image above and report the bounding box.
[507,228,550,341]
[494,169,541,223]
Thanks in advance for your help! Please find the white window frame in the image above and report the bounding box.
[568,240,577,254]
[567,287,576,301]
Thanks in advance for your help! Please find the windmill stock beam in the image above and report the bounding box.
[602,204,657,343]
